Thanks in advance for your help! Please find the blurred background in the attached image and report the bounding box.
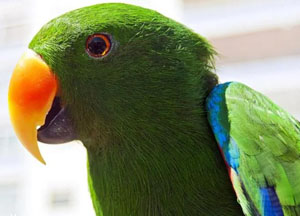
[0,0,299,215]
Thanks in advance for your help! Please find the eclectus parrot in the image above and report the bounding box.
[8,3,300,216]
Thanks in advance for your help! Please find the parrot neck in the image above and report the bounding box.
[86,112,243,216]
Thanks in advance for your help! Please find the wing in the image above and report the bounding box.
[206,82,300,216]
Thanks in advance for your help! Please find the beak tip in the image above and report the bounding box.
[37,155,46,165]
[29,143,46,165]
[24,141,47,165]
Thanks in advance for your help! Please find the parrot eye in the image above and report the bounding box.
[86,34,111,58]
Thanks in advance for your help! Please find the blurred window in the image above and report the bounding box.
[0,136,21,163]
[0,184,18,216]
[49,190,73,209]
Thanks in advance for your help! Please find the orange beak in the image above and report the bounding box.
[8,50,58,164]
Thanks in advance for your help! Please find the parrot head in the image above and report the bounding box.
[8,3,217,164]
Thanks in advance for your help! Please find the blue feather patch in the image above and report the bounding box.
[225,137,240,171]
[206,83,231,149]
[260,187,284,216]
[206,82,240,172]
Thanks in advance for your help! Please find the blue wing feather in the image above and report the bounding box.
[206,82,292,216]
[260,187,284,216]
[206,82,240,171]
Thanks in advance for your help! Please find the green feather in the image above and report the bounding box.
[215,82,300,215]
[29,3,243,215]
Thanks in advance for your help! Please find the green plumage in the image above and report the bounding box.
[222,83,300,215]
[26,3,300,216]
[29,3,242,215]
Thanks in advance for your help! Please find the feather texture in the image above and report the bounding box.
[207,82,300,216]
[28,3,245,215]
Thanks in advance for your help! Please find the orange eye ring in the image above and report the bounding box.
[86,34,111,58]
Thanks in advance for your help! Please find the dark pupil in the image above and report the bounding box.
[88,37,107,55]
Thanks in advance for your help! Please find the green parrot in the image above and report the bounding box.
[8,3,300,216]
